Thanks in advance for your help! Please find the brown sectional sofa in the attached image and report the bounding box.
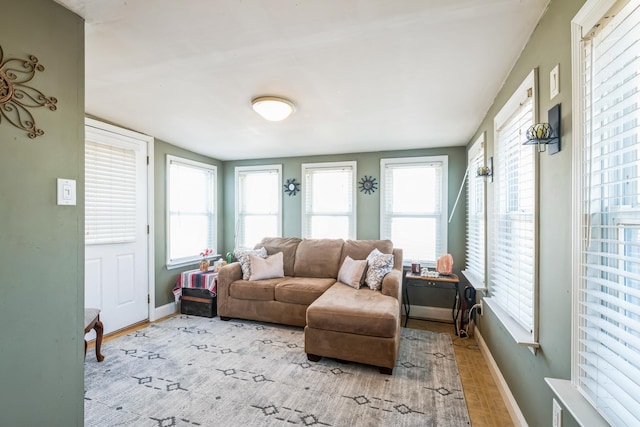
[217,237,403,373]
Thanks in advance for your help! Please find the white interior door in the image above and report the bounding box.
[85,123,149,336]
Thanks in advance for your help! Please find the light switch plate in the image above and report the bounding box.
[550,64,560,100]
[57,178,76,206]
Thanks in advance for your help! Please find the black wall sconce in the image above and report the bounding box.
[477,156,493,182]
[523,103,561,154]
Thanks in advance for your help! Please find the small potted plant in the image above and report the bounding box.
[199,248,213,271]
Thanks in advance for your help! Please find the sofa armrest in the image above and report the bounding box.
[216,262,242,316]
[380,269,402,300]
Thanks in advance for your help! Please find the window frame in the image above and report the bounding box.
[485,68,540,349]
[165,155,217,268]
[462,134,487,289]
[234,164,283,249]
[380,155,449,265]
[301,161,357,240]
[565,1,640,424]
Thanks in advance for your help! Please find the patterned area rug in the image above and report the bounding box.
[85,315,470,426]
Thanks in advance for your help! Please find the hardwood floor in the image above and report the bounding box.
[406,318,514,426]
[89,315,514,426]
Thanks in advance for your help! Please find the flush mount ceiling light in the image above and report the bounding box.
[251,96,295,121]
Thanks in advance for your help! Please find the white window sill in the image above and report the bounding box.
[461,269,487,291]
[545,378,610,427]
[483,298,539,350]
[167,255,220,270]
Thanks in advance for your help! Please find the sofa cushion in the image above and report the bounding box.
[229,277,283,301]
[337,256,367,289]
[365,248,394,291]
[234,247,267,280]
[340,239,394,264]
[306,284,399,338]
[293,239,344,278]
[249,252,284,281]
[256,237,301,277]
[275,277,336,305]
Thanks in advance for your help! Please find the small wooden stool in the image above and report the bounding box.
[84,308,104,362]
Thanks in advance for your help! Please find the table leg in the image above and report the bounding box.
[452,286,460,336]
[403,283,410,327]
[93,316,105,362]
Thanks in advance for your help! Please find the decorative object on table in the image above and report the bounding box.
[0,45,57,138]
[358,175,378,194]
[213,258,227,272]
[225,251,234,264]
[436,253,454,275]
[283,178,300,196]
[523,103,561,154]
[411,260,421,274]
[199,248,213,271]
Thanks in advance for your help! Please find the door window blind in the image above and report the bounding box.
[236,166,281,249]
[490,92,537,335]
[302,162,356,239]
[465,137,485,287]
[576,1,640,424]
[380,157,447,263]
[85,140,137,245]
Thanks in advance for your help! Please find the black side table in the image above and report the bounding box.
[403,272,461,335]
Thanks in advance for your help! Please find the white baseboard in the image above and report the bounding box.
[150,302,177,322]
[475,329,528,427]
[408,305,452,323]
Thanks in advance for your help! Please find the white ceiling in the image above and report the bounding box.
[55,0,549,161]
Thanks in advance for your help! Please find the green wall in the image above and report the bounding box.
[223,146,468,308]
[469,1,584,426]
[0,1,85,425]
[153,139,223,307]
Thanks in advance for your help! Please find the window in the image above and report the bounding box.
[486,69,538,345]
[166,155,216,267]
[572,1,640,424]
[463,135,486,288]
[380,156,448,264]
[235,165,282,249]
[302,161,356,239]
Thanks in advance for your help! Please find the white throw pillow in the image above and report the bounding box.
[234,247,267,280]
[365,248,394,291]
[337,256,368,289]
[249,252,285,281]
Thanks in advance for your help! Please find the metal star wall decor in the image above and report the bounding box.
[284,178,300,196]
[359,175,378,195]
[0,45,57,138]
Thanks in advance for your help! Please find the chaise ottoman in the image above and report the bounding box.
[304,283,401,374]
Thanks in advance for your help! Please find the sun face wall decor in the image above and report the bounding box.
[0,45,57,138]
[359,175,378,195]
[284,178,300,196]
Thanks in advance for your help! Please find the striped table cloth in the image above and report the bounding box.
[172,268,218,302]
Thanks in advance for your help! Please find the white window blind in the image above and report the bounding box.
[302,162,356,239]
[465,136,486,287]
[575,1,640,424]
[380,156,448,263]
[166,156,216,267]
[235,165,282,249]
[490,78,537,336]
[85,140,137,245]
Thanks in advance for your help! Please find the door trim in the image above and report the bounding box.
[85,118,156,322]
